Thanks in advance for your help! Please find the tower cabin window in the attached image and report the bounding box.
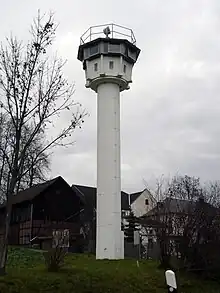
[94,63,98,71]
[109,61,114,69]
[103,42,108,53]
[109,43,120,53]
[89,44,99,56]
[145,199,149,205]
[121,44,126,55]
[123,64,127,73]
[84,48,89,59]
[128,48,136,60]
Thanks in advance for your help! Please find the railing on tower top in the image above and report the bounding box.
[80,23,136,45]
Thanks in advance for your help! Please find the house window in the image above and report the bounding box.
[109,61,114,69]
[125,211,130,217]
[145,199,149,205]
[94,63,98,71]
[123,64,126,73]
[122,210,130,217]
[52,229,69,248]
[19,221,31,245]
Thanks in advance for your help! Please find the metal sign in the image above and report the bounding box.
[134,230,140,245]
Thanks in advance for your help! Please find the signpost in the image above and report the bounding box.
[165,270,177,292]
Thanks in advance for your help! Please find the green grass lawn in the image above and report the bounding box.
[0,246,219,293]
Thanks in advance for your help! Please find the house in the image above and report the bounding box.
[72,184,130,253]
[126,188,157,257]
[130,188,157,218]
[139,196,220,259]
[0,176,82,251]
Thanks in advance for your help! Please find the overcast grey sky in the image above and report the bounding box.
[1,0,220,192]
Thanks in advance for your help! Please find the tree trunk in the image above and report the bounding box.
[0,175,17,275]
[16,178,21,194]
[29,165,34,188]
[0,154,6,189]
[0,201,12,275]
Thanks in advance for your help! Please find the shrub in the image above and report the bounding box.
[43,247,67,272]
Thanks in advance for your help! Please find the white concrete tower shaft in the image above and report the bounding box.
[77,24,140,260]
[96,82,121,259]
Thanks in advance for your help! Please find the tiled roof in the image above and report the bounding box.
[0,176,68,207]
[72,184,130,211]
[130,191,143,204]
[143,197,219,217]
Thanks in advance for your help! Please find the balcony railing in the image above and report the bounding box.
[80,23,136,45]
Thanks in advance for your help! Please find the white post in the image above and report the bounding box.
[96,82,123,259]
[165,270,177,292]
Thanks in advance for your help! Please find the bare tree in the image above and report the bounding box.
[0,113,50,199]
[143,175,202,268]
[0,11,85,274]
[0,113,14,203]
[203,180,220,208]
[143,175,220,277]
[15,133,51,192]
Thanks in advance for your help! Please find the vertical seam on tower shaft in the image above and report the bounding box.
[113,85,120,257]
[114,88,118,252]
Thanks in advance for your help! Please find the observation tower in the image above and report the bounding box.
[78,24,140,259]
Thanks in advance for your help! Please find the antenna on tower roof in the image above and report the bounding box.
[103,26,111,38]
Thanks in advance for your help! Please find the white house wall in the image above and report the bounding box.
[131,189,156,218]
